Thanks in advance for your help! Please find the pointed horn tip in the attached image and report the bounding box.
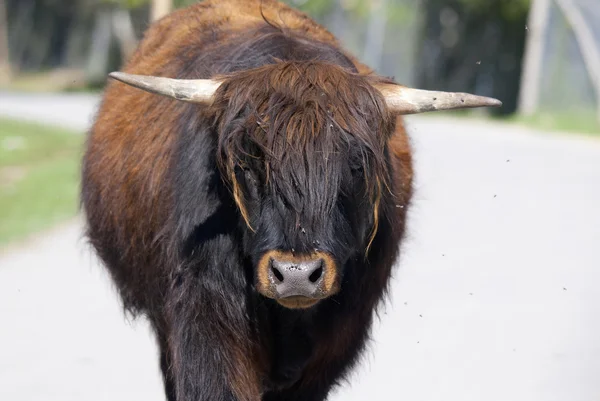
[485,97,503,108]
[461,93,503,108]
[108,71,131,81]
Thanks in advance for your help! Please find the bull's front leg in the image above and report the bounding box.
[164,261,262,401]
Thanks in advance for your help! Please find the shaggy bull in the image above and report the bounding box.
[81,0,500,400]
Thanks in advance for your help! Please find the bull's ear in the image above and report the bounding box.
[374,83,502,115]
[108,72,222,104]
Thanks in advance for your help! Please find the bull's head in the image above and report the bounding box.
[110,62,500,309]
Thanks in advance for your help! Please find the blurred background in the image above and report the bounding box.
[1,0,599,245]
[2,0,600,118]
[0,1,599,401]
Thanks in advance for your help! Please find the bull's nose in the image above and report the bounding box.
[269,257,324,298]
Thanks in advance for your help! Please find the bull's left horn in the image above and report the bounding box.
[375,84,502,114]
[109,72,221,104]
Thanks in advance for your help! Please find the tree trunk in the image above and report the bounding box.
[363,0,388,72]
[0,0,10,83]
[28,6,56,71]
[111,8,138,62]
[86,8,114,84]
[327,0,346,39]
[64,13,91,68]
[518,0,551,116]
[554,0,600,123]
[151,0,173,22]
[9,0,34,71]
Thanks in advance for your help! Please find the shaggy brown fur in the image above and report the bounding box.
[82,1,413,400]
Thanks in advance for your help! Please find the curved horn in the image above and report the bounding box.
[108,72,222,104]
[375,84,502,114]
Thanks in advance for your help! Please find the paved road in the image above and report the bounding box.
[0,91,100,131]
[1,93,599,401]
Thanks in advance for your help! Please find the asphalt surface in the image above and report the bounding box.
[1,92,599,401]
[0,92,101,131]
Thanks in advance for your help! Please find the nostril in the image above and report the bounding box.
[309,266,323,283]
[271,266,284,282]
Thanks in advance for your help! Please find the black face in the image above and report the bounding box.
[229,136,381,308]
[239,159,373,259]
[212,61,394,308]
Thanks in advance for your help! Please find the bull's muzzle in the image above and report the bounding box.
[257,251,338,309]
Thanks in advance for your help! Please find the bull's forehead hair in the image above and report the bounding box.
[214,61,395,208]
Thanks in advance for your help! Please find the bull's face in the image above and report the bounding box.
[215,62,395,309]
[230,134,384,309]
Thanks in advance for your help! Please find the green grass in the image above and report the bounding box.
[503,111,600,136]
[0,118,83,246]
[423,109,600,137]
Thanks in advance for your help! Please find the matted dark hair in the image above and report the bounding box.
[209,60,396,250]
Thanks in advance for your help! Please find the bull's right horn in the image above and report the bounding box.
[375,84,502,114]
[109,72,222,104]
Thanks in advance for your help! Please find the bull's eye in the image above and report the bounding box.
[349,157,365,176]
[350,166,364,177]
[244,170,259,199]
[234,166,260,200]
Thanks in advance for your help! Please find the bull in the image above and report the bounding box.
[81,0,501,400]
